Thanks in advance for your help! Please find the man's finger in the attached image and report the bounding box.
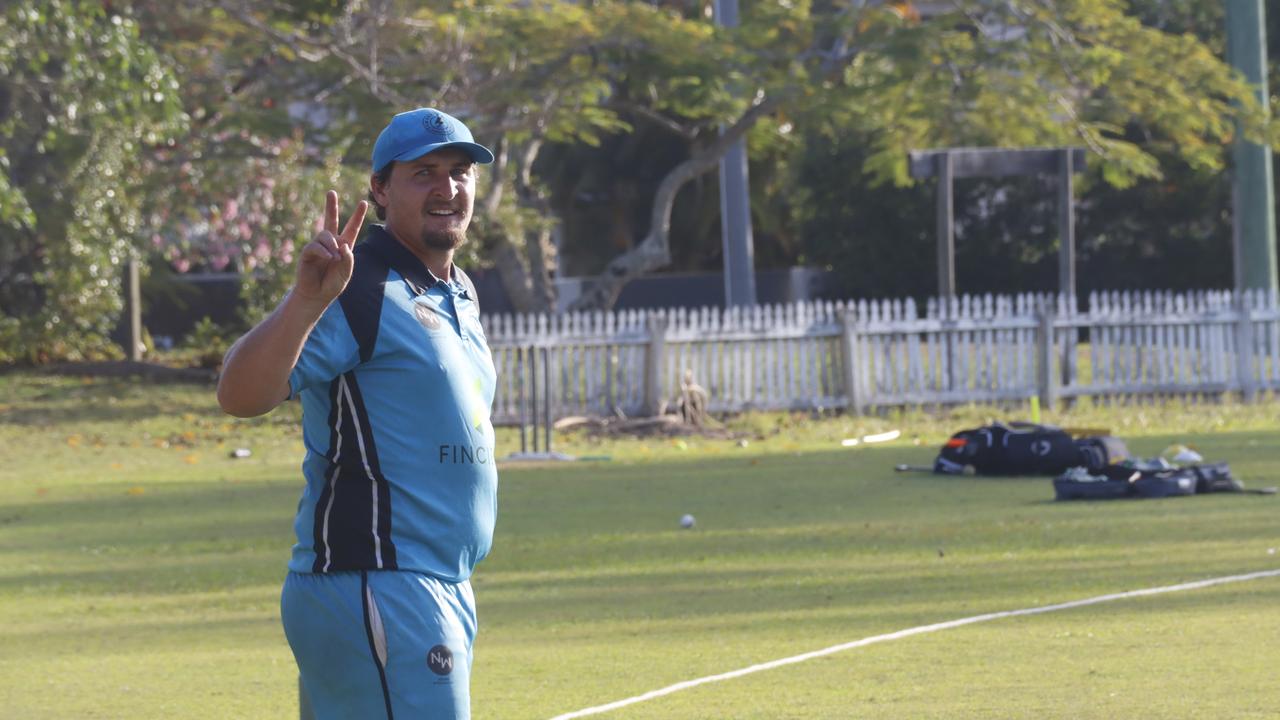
[324,190,339,234]
[313,231,340,257]
[299,240,337,264]
[340,200,369,247]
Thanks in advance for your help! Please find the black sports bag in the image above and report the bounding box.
[933,422,1128,476]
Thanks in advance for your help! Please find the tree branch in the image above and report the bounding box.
[483,134,509,216]
[616,101,701,141]
[217,0,418,107]
[570,92,785,310]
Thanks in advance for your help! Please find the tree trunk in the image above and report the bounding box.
[569,96,780,311]
[487,226,541,312]
[525,225,557,311]
[477,136,557,313]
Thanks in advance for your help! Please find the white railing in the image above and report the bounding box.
[481,289,1280,423]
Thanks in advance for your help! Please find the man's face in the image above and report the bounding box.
[373,147,476,253]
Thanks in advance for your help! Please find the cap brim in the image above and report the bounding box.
[393,141,495,166]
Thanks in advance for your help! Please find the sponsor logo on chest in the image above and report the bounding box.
[414,303,443,331]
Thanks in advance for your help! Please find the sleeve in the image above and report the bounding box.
[288,299,362,398]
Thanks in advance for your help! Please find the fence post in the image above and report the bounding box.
[839,310,864,415]
[125,258,142,361]
[1234,293,1256,401]
[516,346,528,454]
[1036,306,1058,410]
[529,346,540,452]
[642,315,669,417]
[541,345,553,451]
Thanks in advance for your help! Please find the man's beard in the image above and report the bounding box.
[419,227,466,251]
[419,204,468,251]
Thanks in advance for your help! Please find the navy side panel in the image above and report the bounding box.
[311,377,345,573]
[342,372,397,570]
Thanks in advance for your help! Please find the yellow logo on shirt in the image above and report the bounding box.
[470,376,488,431]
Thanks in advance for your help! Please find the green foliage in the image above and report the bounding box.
[800,125,1241,300]
[0,314,19,365]
[831,0,1273,190]
[4,0,1275,344]
[179,316,232,369]
[0,0,185,363]
[798,0,1272,300]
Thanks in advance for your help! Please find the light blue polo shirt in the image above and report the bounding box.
[286,225,497,582]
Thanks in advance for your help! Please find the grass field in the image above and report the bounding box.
[1,372,1278,719]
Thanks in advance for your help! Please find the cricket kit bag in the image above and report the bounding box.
[1053,460,1244,501]
[933,422,1129,476]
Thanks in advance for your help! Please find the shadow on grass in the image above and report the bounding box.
[0,368,300,425]
[2,612,286,663]
[1,375,216,426]
[0,479,297,596]
[473,551,1280,645]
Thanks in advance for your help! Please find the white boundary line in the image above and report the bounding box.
[548,568,1280,720]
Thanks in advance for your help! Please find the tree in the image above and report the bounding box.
[159,0,1277,313]
[146,0,644,314]
[800,0,1273,300]
[516,0,1280,309]
[0,0,185,362]
[7,0,1273,362]
[133,0,371,326]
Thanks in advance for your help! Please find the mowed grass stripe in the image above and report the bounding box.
[546,569,1280,719]
[586,578,1280,720]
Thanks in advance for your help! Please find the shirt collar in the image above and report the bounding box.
[364,224,454,296]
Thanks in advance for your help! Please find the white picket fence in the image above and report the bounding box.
[482,289,1280,423]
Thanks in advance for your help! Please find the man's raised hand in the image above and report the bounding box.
[295,191,369,306]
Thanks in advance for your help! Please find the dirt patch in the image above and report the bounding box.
[553,414,747,440]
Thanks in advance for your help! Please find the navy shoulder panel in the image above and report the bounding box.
[340,242,390,363]
[454,266,480,313]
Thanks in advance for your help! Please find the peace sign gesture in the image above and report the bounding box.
[295,190,368,306]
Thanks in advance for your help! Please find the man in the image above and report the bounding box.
[217,107,498,719]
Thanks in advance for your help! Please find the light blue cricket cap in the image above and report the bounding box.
[371,107,495,172]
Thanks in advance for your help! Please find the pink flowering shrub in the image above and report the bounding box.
[150,132,364,325]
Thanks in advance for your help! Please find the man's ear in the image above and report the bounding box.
[369,172,388,204]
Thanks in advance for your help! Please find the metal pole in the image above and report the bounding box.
[936,152,955,298]
[1057,149,1076,299]
[1036,307,1058,410]
[715,0,757,307]
[1226,0,1279,293]
[1057,150,1078,391]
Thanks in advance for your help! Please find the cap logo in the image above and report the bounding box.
[424,111,448,134]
